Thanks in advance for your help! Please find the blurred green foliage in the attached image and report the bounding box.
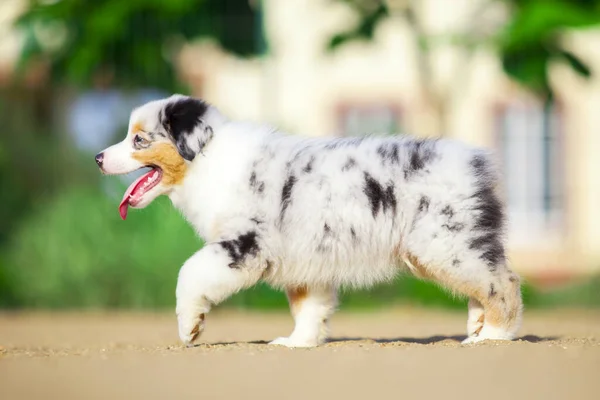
[0,89,99,246]
[2,185,201,308]
[329,0,600,100]
[16,0,261,91]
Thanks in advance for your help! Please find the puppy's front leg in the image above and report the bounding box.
[175,243,263,346]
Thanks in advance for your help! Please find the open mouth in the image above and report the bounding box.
[119,167,163,220]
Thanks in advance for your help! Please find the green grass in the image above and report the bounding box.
[2,185,200,309]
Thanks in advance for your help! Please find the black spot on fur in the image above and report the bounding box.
[324,223,332,236]
[363,172,397,218]
[441,205,454,218]
[471,187,503,231]
[509,275,518,283]
[162,97,210,161]
[342,157,357,171]
[376,143,400,165]
[250,217,264,225]
[468,233,505,271]
[442,223,465,232]
[404,141,435,179]
[489,283,497,297]
[303,156,315,174]
[221,231,260,268]
[471,155,486,171]
[418,196,430,213]
[469,155,503,231]
[350,227,358,242]
[452,259,461,267]
[468,154,506,271]
[250,171,266,194]
[280,175,297,222]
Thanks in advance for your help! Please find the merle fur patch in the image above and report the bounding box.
[404,141,435,179]
[418,196,430,213]
[441,205,454,218]
[162,97,211,161]
[442,223,465,232]
[471,187,503,231]
[468,154,506,270]
[220,231,260,268]
[350,227,358,242]
[280,174,297,223]
[342,157,357,171]
[363,172,397,218]
[376,143,400,165]
[250,171,266,194]
[303,156,315,174]
[468,233,505,271]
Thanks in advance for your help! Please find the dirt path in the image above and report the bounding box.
[1,308,599,400]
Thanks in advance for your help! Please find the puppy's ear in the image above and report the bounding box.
[161,96,213,161]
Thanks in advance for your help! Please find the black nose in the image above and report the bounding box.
[95,152,104,168]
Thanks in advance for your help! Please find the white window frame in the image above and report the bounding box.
[495,99,565,248]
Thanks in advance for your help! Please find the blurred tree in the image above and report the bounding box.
[1,0,263,248]
[328,0,600,135]
[15,0,262,92]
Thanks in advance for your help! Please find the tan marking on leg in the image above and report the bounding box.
[484,271,522,329]
[287,286,308,317]
[132,143,187,185]
[188,314,205,343]
[404,252,481,298]
[404,252,435,280]
[472,314,484,336]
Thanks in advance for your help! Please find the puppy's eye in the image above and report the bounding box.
[134,135,149,146]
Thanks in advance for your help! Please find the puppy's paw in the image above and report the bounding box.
[269,336,319,348]
[461,335,485,345]
[177,312,205,347]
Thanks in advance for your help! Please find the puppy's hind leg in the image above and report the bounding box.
[465,269,523,343]
[270,285,338,348]
[467,298,485,338]
[403,251,522,344]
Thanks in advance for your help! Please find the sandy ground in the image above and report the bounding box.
[1,308,599,400]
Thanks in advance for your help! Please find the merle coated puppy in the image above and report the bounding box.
[96,94,523,347]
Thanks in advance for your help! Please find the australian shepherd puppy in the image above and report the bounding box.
[96,94,523,347]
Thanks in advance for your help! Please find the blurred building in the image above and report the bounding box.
[2,0,600,281]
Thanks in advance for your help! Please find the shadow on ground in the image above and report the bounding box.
[196,335,558,347]
[327,334,558,344]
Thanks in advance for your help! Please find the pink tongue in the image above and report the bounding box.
[118,170,156,220]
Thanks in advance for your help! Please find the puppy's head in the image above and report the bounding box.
[96,94,225,220]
